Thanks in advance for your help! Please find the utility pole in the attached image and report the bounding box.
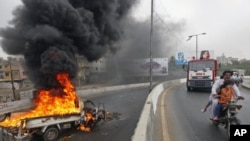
[9,61,16,100]
[149,0,154,92]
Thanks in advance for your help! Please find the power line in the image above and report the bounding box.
[154,0,195,51]
[157,0,171,18]
[154,11,192,49]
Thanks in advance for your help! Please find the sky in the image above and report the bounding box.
[0,0,250,60]
[131,0,250,60]
[0,0,22,59]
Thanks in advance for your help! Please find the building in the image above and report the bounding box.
[89,58,107,74]
[0,57,28,89]
[0,54,109,87]
[216,54,238,65]
[75,55,89,84]
[86,57,107,82]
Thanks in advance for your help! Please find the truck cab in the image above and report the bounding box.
[186,59,218,91]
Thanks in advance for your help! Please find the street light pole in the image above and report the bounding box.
[187,33,206,59]
[8,61,16,100]
[149,0,154,92]
[196,35,198,60]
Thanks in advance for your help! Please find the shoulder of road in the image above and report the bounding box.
[241,81,250,89]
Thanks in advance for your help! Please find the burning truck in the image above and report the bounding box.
[0,0,137,140]
[0,73,106,141]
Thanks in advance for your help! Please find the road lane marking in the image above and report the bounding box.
[161,85,177,141]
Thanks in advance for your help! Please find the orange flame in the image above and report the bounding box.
[0,73,79,127]
[79,112,95,132]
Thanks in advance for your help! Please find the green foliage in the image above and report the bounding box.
[218,60,250,75]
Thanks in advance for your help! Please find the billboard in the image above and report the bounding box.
[118,58,168,76]
[175,50,214,65]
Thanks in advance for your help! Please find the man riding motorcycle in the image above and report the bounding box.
[201,70,244,117]
[213,79,244,120]
[231,72,242,86]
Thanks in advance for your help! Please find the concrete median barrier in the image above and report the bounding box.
[76,83,150,98]
[131,79,185,141]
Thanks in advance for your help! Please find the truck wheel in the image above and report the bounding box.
[187,87,191,91]
[43,127,59,141]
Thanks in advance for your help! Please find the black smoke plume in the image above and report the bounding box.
[0,0,137,88]
[105,17,186,84]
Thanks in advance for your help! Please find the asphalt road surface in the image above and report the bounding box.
[65,87,149,141]
[163,84,250,141]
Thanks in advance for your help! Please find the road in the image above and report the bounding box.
[26,70,186,141]
[68,88,148,141]
[53,87,149,141]
[162,84,250,141]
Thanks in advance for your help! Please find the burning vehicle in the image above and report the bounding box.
[0,0,136,140]
[0,73,106,141]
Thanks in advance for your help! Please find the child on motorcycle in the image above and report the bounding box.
[213,80,235,120]
[201,70,243,115]
[201,75,223,113]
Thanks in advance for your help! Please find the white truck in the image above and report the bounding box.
[0,100,105,141]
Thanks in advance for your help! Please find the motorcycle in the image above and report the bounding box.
[211,97,244,138]
[231,77,242,87]
[234,79,241,87]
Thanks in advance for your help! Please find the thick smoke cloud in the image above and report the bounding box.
[0,0,137,88]
[117,18,185,59]
[105,17,186,83]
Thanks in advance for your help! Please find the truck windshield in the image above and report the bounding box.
[189,61,214,71]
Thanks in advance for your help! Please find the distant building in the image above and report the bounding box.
[74,55,109,84]
[87,56,107,82]
[75,55,89,82]
[1,57,27,81]
[0,55,109,86]
[0,57,28,89]
[216,53,238,65]
[89,58,107,74]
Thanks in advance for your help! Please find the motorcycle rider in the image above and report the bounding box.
[231,72,241,86]
[213,80,236,120]
[201,70,244,117]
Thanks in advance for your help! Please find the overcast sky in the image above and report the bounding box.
[131,0,250,60]
[1,0,250,60]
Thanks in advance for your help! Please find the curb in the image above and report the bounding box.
[241,82,250,90]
